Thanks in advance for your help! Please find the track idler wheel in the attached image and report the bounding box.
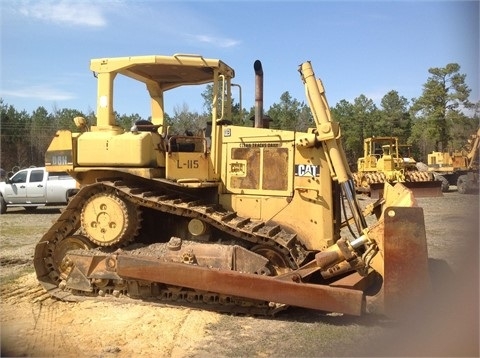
[81,193,141,247]
[251,245,294,275]
[53,234,94,281]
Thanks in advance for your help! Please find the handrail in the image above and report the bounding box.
[173,53,208,66]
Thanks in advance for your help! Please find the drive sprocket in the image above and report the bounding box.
[81,192,141,247]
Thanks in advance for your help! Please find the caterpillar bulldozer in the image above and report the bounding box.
[426,128,480,194]
[34,54,431,317]
[353,137,442,199]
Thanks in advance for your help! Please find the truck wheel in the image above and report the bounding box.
[0,196,6,214]
[457,175,468,194]
[435,175,450,192]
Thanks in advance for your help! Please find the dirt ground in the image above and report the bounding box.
[1,190,478,357]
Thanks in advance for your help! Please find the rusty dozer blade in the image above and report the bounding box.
[363,182,431,316]
[370,180,443,199]
[362,206,431,316]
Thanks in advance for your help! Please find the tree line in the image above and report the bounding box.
[1,63,478,173]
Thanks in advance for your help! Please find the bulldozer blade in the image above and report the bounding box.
[114,255,366,316]
[382,206,431,317]
[365,205,431,317]
[370,181,443,199]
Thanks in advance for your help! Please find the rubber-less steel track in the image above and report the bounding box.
[353,170,434,193]
[34,179,309,315]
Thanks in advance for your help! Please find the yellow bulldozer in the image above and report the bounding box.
[34,54,432,317]
[426,128,480,194]
[353,136,442,198]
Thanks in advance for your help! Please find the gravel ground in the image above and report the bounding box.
[0,190,478,357]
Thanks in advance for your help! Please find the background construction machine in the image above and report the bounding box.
[34,54,431,318]
[352,136,442,198]
[426,128,480,194]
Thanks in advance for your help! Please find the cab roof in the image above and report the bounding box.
[90,54,235,90]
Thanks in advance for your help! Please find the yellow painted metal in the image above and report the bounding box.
[44,130,75,172]
[82,194,127,244]
[58,53,237,185]
[188,219,207,236]
[166,152,211,182]
[90,54,234,130]
[221,125,295,197]
[37,55,432,317]
[355,136,442,197]
[81,193,132,246]
[428,128,480,172]
[76,131,163,167]
[300,62,351,184]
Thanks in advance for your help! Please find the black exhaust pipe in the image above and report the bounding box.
[254,60,264,128]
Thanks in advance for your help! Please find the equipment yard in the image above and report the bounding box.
[1,191,478,357]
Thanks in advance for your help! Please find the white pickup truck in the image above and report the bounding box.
[0,167,78,214]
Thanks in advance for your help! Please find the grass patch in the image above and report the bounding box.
[0,265,35,285]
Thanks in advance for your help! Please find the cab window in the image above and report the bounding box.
[11,171,27,184]
[30,170,44,183]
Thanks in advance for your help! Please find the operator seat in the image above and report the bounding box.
[133,119,161,133]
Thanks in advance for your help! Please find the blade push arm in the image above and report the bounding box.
[299,61,367,233]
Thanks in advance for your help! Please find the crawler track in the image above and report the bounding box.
[34,179,309,315]
[353,170,435,194]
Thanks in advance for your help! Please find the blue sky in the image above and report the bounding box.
[1,0,478,120]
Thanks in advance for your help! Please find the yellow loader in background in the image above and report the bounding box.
[353,136,442,198]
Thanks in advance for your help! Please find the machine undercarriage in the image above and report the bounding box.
[35,178,310,315]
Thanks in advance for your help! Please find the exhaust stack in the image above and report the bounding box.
[254,60,265,128]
